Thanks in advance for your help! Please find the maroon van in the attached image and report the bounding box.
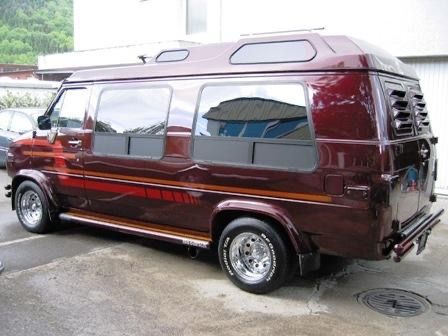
[5,33,444,293]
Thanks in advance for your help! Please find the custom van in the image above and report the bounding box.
[5,33,444,293]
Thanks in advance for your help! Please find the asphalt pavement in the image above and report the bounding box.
[0,169,447,336]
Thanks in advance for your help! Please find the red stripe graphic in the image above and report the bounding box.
[59,176,199,205]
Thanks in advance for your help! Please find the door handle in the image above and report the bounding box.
[68,139,82,148]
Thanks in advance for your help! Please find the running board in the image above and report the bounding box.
[59,210,211,249]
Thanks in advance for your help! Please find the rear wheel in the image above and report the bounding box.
[218,217,291,294]
[15,181,53,233]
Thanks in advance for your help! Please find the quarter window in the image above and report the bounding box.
[193,83,316,170]
[93,86,171,158]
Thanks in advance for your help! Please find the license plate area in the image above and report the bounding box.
[416,230,430,255]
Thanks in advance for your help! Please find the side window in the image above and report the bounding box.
[0,111,12,131]
[48,88,88,129]
[93,85,171,158]
[10,113,33,134]
[193,83,316,170]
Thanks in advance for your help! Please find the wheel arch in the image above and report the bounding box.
[11,170,59,211]
[210,199,312,254]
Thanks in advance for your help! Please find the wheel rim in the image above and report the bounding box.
[19,190,43,227]
[229,232,272,282]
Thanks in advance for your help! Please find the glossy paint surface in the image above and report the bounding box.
[7,69,438,261]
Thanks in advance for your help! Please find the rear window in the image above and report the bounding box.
[230,40,316,64]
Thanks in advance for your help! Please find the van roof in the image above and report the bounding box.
[66,33,417,83]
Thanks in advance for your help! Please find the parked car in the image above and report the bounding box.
[5,33,444,294]
[0,108,44,167]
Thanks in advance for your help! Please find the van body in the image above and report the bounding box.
[6,33,444,293]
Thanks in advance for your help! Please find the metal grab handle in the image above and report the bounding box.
[68,139,82,147]
[419,148,429,158]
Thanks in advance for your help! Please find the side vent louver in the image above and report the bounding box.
[386,82,414,136]
[409,86,430,133]
[385,81,431,137]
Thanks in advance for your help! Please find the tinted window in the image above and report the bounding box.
[230,40,316,64]
[195,84,310,140]
[95,87,171,135]
[0,111,12,131]
[93,86,171,158]
[10,113,33,133]
[156,50,189,63]
[49,88,88,128]
[193,83,316,170]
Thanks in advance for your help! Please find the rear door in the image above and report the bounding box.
[0,110,14,164]
[32,86,91,209]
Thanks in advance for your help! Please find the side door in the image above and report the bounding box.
[32,86,91,209]
[84,83,172,222]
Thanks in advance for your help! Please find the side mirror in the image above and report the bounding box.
[37,115,51,130]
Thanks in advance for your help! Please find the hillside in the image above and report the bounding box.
[0,0,73,64]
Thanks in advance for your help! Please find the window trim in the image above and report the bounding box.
[190,80,318,172]
[91,83,173,160]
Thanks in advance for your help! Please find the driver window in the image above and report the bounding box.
[49,88,88,129]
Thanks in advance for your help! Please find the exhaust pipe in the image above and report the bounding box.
[187,246,200,259]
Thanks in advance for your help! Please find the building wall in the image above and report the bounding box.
[73,0,448,57]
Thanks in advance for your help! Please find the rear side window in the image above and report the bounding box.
[193,83,317,170]
[10,113,33,133]
[0,111,12,131]
[93,85,171,158]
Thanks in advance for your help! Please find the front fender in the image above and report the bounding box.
[211,199,312,253]
[11,169,59,210]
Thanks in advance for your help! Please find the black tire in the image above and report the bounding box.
[15,180,53,233]
[218,217,291,294]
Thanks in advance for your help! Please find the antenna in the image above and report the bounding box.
[240,27,325,37]
[138,54,154,64]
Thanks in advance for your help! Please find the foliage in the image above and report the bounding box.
[0,0,73,64]
[0,90,55,109]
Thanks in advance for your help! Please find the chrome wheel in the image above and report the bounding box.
[19,190,43,228]
[229,232,272,282]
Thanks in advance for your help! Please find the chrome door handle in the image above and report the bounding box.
[68,139,82,147]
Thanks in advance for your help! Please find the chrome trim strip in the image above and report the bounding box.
[59,212,210,248]
[42,170,84,179]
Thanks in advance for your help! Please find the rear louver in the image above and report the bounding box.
[386,82,414,136]
[409,86,430,132]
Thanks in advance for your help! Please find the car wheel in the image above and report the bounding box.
[218,217,291,294]
[15,181,53,233]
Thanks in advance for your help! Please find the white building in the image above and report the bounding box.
[38,0,448,193]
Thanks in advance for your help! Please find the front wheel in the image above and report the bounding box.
[15,181,53,233]
[218,217,291,294]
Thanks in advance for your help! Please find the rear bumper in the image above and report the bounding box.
[391,209,444,262]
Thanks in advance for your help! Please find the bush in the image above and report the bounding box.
[0,90,55,109]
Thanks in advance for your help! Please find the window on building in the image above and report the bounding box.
[94,85,171,158]
[193,83,316,170]
[186,0,207,35]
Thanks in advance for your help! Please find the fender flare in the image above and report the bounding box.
[210,199,312,254]
[11,169,59,211]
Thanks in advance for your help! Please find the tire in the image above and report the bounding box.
[218,217,291,294]
[15,181,53,233]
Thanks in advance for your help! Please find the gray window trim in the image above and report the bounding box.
[91,83,173,160]
[191,80,319,172]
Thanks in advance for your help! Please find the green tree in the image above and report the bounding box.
[0,0,73,64]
